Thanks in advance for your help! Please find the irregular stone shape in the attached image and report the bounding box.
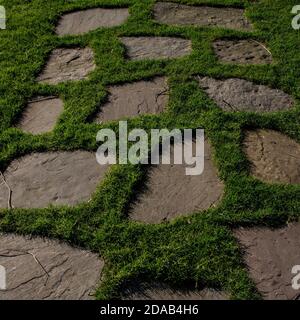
[197,77,294,113]
[243,129,300,184]
[0,233,104,300]
[123,282,228,300]
[234,222,300,300]
[129,140,224,223]
[56,8,130,36]
[213,39,272,64]
[95,77,168,123]
[120,37,192,60]
[0,151,110,209]
[16,96,63,134]
[36,48,95,85]
[153,2,253,31]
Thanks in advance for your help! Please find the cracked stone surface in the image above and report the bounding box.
[0,233,104,300]
[123,282,228,300]
[16,96,63,134]
[197,77,294,113]
[56,8,129,36]
[95,77,169,123]
[243,129,300,184]
[129,140,224,223]
[234,222,300,300]
[213,39,272,64]
[153,2,253,31]
[0,151,110,209]
[120,37,192,60]
[36,48,95,85]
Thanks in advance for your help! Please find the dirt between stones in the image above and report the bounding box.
[153,2,253,31]
[243,129,300,184]
[36,48,95,85]
[0,233,104,300]
[0,151,110,209]
[95,77,169,123]
[120,37,192,60]
[56,8,130,36]
[197,77,294,113]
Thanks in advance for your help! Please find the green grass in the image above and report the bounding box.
[0,0,299,299]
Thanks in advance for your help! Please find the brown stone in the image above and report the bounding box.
[243,129,300,184]
[0,233,104,300]
[36,48,95,85]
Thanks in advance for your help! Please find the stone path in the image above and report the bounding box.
[0,234,104,300]
[94,77,168,123]
[243,129,300,184]
[16,96,63,134]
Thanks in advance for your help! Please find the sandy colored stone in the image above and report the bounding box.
[235,222,300,300]
[16,96,63,134]
[121,37,192,60]
[95,77,168,123]
[213,39,272,64]
[153,2,253,31]
[197,77,294,113]
[123,282,228,300]
[0,233,104,300]
[36,48,95,85]
[129,140,224,223]
[243,129,300,184]
[56,8,129,36]
[0,151,110,209]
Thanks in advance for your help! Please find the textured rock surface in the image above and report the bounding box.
[95,77,169,122]
[213,39,272,64]
[16,96,63,134]
[197,77,294,112]
[36,48,95,85]
[0,151,110,209]
[235,222,300,300]
[56,8,129,36]
[0,233,104,300]
[153,2,253,31]
[120,37,192,60]
[129,140,224,223]
[243,129,300,184]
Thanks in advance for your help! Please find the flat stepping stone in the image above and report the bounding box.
[213,39,272,64]
[129,140,224,223]
[234,222,300,300]
[95,77,168,123]
[16,96,63,134]
[197,77,294,113]
[0,151,110,209]
[0,233,104,300]
[122,282,228,300]
[153,2,253,31]
[36,48,95,85]
[56,8,129,36]
[120,37,192,60]
[243,129,300,184]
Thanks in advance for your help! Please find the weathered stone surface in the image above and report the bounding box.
[120,37,192,60]
[235,222,300,300]
[36,48,95,85]
[56,8,129,36]
[243,129,300,184]
[153,2,253,31]
[213,39,272,64]
[0,233,104,300]
[0,151,110,209]
[129,140,224,223]
[197,77,294,113]
[123,282,228,300]
[16,96,63,134]
[95,77,169,123]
